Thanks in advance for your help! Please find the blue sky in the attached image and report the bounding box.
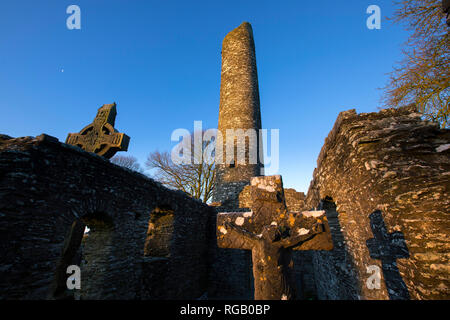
[0,0,410,192]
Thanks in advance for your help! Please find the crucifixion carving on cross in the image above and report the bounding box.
[65,103,130,159]
[217,175,333,300]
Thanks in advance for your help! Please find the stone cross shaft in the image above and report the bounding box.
[65,103,130,159]
[217,175,333,300]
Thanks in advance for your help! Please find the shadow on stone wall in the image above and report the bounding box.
[49,220,85,300]
[311,197,362,299]
[366,210,410,300]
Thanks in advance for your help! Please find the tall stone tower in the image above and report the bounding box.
[213,21,264,209]
[208,21,263,299]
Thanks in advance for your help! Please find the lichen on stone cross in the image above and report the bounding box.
[217,175,333,300]
[65,103,130,159]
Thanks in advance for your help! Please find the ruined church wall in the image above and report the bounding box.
[282,188,317,299]
[305,106,450,300]
[207,207,254,300]
[284,189,306,212]
[0,134,212,300]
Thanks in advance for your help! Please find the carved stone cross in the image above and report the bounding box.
[217,175,333,300]
[66,103,130,159]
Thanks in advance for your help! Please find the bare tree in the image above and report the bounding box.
[382,0,449,128]
[146,131,216,203]
[110,155,143,172]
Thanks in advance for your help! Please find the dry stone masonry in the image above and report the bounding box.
[0,134,212,299]
[213,22,264,209]
[217,175,333,300]
[0,21,449,300]
[208,22,265,299]
[305,105,450,300]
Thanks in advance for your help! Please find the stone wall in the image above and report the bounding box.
[310,199,361,299]
[2,104,448,300]
[283,188,318,299]
[305,106,450,300]
[212,179,251,209]
[284,189,306,212]
[213,22,264,209]
[207,206,254,300]
[0,134,213,300]
[292,251,317,299]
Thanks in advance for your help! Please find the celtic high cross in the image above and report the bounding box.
[65,103,130,159]
[217,175,333,300]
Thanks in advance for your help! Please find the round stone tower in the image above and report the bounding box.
[213,22,264,209]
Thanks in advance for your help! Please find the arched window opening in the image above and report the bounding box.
[144,205,174,257]
[50,220,85,300]
[50,211,114,300]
